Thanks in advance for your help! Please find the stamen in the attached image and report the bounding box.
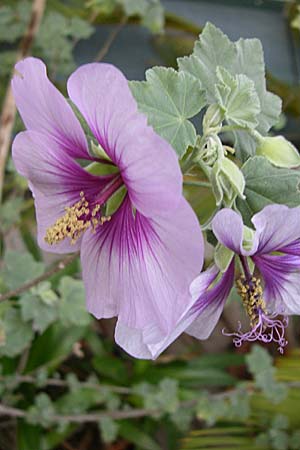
[45,191,111,245]
[223,276,288,353]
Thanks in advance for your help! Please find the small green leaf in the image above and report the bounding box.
[99,417,119,443]
[58,277,90,327]
[20,282,58,333]
[215,67,260,128]
[0,308,34,357]
[121,0,148,16]
[130,67,206,157]
[142,2,164,34]
[2,250,44,291]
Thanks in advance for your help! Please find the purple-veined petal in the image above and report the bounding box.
[252,204,300,255]
[80,195,204,358]
[254,254,300,314]
[12,57,90,160]
[12,130,112,253]
[186,260,235,339]
[212,209,258,255]
[67,63,182,217]
[115,265,219,359]
[277,239,300,256]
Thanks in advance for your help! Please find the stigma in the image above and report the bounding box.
[223,275,288,353]
[45,191,111,245]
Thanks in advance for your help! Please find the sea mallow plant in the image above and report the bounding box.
[10,22,300,359]
[11,57,204,358]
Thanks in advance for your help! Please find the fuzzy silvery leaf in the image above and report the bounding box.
[215,67,260,128]
[2,250,44,290]
[99,417,119,443]
[236,156,300,226]
[58,277,91,327]
[130,67,206,157]
[20,283,59,333]
[178,22,282,160]
[121,0,148,16]
[0,308,34,357]
[141,2,164,33]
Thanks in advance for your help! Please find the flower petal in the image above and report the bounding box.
[12,131,111,253]
[212,209,258,255]
[12,57,89,159]
[186,260,235,339]
[252,204,300,254]
[115,265,219,359]
[254,254,300,314]
[80,195,204,358]
[67,63,182,217]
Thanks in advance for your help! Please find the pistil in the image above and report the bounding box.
[223,256,288,353]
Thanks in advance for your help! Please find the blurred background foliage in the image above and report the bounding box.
[0,1,300,449]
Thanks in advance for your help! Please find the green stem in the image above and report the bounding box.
[183,180,211,188]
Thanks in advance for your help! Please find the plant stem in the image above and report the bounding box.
[0,0,46,201]
[0,253,79,302]
[0,400,196,423]
[94,16,128,62]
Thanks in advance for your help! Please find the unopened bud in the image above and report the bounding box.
[256,135,300,168]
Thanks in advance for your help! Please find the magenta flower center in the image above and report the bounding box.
[45,174,123,245]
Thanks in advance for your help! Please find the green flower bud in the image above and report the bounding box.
[203,104,224,135]
[211,157,246,207]
[256,135,300,168]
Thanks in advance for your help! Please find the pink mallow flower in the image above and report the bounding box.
[11,58,204,359]
[155,205,300,354]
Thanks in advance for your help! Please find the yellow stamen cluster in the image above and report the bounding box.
[45,191,111,245]
[236,276,266,327]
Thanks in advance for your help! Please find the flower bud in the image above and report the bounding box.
[256,135,300,168]
[211,157,245,207]
[203,104,224,135]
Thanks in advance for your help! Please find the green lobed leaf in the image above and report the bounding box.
[99,417,119,444]
[236,156,300,226]
[215,67,260,128]
[178,22,282,160]
[20,282,59,333]
[130,67,206,157]
[2,250,44,291]
[57,276,90,327]
[0,308,34,357]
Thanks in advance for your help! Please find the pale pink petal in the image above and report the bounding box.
[67,63,182,217]
[252,204,300,255]
[12,57,89,159]
[12,131,111,253]
[80,196,204,357]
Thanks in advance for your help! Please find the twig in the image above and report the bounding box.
[0,253,79,302]
[94,16,128,62]
[1,373,131,395]
[0,400,197,423]
[0,0,47,201]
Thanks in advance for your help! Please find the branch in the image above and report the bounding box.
[0,0,47,200]
[94,16,128,62]
[0,400,196,423]
[0,253,79,302]
[1,374,131,395]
